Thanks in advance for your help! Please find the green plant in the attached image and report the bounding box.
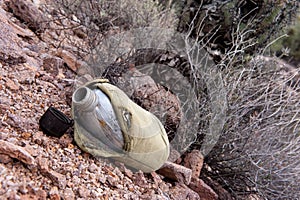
[270,12,300,63]
[171,0,299,61]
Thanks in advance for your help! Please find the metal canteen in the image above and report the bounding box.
[72,86,124,151]
[72,79,170,172]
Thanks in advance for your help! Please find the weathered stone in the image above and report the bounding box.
[42,56,63,76]
[133,170,148,188]
[47,170,67,189]
[18,184,28,194]
[0,139,35,165]
[0,153,13,164]
[6,113,23,129]
[119,163,133,179]
[5,77,19,91]
[150,171,162,187]
[88,163,98,173]
[98,175,106,184]
[169,183,200,200]
[63,188,75,200]
[202,176,233,200]
[21,188,47,200]
[24,144,39,157]
[184,150,204,179]
[0,103,10,115]
[20,194,37,200]
[35,189,47,200]
[56,49,82,72]
[0,9,26,65]
[157,161,192,185]
[32,131,46,145]
[78,186,90,198]
[37,156,66,189]
[113,167,124,179]
[106,175,118,187]
[189,178,218,200]
[6,0,47,33]
[59,134,73,148]
[49,186,60,200]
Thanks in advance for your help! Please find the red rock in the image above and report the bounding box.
[169,183,200,200]
[42,56,63,76]
[37,156,49,173]
[21,132,32,140]
[78,186,90,198]
[0,153,13,163]
[24,144,39,157]
[18,184,28,194]
[113,167,124,179]
[0,139,35,165]
[202,176,233,200]
[184,150,204,178]
[88,163,98,173]
[106,175,118,187]
[56,49,83,72]
[0,8,27,65]
[37,189,47,200]
[59,134,73,148]
[6,0,47,33]
[0,103,9,115]
[119,163,133,179]
[32,131,44,145]
[98,175,107,184]
[47,170,67,189]
[5,77,19,91]
[37,156,66,189]
[49,186,60,200]
[157,161,192,185]
[150,171,162,187]
[133,170,148,188]
[21,189,47,200]
[63,188,75,200]
[189,177,218,200]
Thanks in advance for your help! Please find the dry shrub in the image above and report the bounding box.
[46,0,177,52]
[178,2,300,199]
[205,56,300,199]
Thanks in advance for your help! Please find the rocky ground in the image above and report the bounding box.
[0,0,228,199]
[2,0,298,199]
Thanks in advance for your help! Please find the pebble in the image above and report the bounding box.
[63,188,75,200]
[88,163,98,173]
[0,153,13,164]
[49,186,60,200]
[5,77,20,91]
[0,140,35,166]
[78,186,90,198]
